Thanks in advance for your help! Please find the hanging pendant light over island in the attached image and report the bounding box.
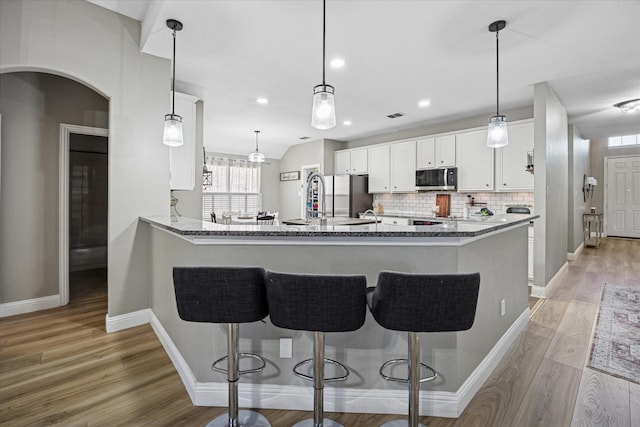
[163,19,184,147]
[487,20,508,148]
[311,0,336,130]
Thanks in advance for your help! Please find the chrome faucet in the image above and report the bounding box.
[306,171,327,225]
[361,209,378,223]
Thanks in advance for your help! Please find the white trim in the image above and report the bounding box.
[105,308,151,333]
[530,261,568,298]
[0,295,60,318]
[567,242,584,261]
[147,307,529,418]
[59,124,109,307]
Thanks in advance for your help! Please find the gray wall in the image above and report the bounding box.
[0,72,108,303]
[590,138,640,213]
[1,0,170,316]
[568,125,590,253]
[260,158,281,214]
[347,106,533,148]
[533,82,568,288]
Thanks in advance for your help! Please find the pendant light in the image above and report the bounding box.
[487,20,508,148]
[163,19,184,147]
[311,0,336,130]
[248,130,266,163]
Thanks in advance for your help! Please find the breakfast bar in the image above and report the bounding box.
[141,214,537,418]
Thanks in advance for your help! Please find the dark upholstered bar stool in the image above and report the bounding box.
[173,267,272,427]
[367,271,480,427]
[265,271,367,427]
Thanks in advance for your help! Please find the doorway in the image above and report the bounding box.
[606,156,640,238]
[59,124,109,305]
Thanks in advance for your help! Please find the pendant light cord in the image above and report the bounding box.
[495,29,500,116]
[172,28,177,115]
[322,0,326,85]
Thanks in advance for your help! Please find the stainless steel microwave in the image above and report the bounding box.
[415,167,457,191]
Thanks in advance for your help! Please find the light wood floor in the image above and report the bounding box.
[1,237,639,426]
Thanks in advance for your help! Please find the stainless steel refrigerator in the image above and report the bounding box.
[325,175,373,218]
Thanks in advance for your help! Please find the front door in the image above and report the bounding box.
[606,156,640,238]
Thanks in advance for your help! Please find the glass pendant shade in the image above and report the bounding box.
[163,113,184,147]
[311,84,336,130]
[248,151,266,163]
[487,115,508,148]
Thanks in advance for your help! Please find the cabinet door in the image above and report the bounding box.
[436,134,456,167]
[335,150,351,175]
[351,148,368,174]
[496,122,534,191]
[368,145,390,193]
[456,130,494,191]
[416,138,435,169]
[391,141,416,192]
[170,92,198,190]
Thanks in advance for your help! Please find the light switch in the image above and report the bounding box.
[279,338,293,358]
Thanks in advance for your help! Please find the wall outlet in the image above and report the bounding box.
[279,338,293,359]
[500,299,506,317]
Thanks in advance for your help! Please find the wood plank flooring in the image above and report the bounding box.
[1,237,638,426]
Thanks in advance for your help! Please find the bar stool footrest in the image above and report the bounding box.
[212,353,267,375]
[380,359,438,384]
[293,358,349,382]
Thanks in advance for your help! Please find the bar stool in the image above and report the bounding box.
[265,271,367,427]
[173,267,272,427]
[367,271,480,427]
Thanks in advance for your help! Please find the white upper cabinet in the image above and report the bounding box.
[170,92,199,190]
[456,129,494,191]
[390,140,416,192]
[496,121,534,191]
[350,148,368,174]
[335,148,368,175]
[335,150,351,175]
[416,135,456,169]
[368,145,390,193]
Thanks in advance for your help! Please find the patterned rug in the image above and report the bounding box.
[588,284,640,384]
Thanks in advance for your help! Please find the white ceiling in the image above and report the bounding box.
[88,0,640,159]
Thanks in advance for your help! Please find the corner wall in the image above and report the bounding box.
[0,0,169,316]
[533,82,568,289]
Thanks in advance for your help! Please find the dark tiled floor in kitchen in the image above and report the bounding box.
[70,267,107,302]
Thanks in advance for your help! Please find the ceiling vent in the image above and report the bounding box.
[386,112,405,119]
[299,136,310,140]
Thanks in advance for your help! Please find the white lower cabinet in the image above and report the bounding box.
[381,216,410,226]
[456,129,494,191]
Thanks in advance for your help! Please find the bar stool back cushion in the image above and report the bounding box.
[369,271,480,332]
[173,267,268,324]
[266,272,367,332]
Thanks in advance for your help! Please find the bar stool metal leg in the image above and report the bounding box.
[380,332,426,427]
[293,332,343,427]
[206,324,272,427]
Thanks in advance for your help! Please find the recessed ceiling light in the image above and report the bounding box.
[330,58,345,69]
[256,97,268,105]
[343,120,352,126]
[418,99,431,108]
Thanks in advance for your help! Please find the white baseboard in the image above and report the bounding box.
[148,307,530,418]
[530,261,568,299]
[0,295,60,318]
[105,308,151,333]
[567,243,584,261]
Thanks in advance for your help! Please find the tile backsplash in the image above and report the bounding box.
[374,191,534,218]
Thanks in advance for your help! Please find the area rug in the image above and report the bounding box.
[588,284,640,384]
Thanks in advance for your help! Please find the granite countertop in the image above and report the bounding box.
[140,213,538,239]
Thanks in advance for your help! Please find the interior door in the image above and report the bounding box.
[606,156,640,238]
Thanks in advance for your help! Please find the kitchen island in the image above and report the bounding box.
[139,214,537,417]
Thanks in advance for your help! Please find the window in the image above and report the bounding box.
[202,156,262,220]
[608,134,640,147]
